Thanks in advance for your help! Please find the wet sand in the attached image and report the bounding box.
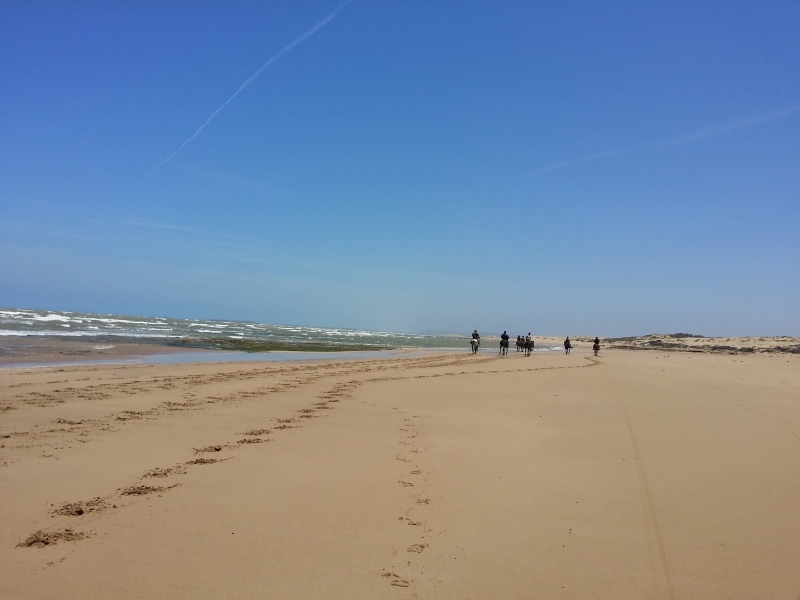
[0,337,201,366]
[2,348,799,598]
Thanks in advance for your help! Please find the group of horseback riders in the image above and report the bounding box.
[471,331,601,357]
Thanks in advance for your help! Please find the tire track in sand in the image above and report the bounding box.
[598,363,676,600]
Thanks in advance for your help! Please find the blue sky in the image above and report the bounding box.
[1,1,798,336]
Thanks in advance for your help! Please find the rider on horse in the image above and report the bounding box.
[470,330,481,354]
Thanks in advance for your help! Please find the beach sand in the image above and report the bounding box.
[2,348,799,599]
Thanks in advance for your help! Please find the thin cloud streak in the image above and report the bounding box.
[133,0,351,188]
[526,104,800,176]
[125,218,196,232]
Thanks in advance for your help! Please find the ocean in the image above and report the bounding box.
[0,307,470,350]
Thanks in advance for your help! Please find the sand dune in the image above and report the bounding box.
[578,334,800,355]
[2,348,800,598]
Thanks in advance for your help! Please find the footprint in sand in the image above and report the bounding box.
[52,497,109,516]
[120,483,179,496]
[407,543,427,553]
[142,465,187,478]
[382,572,410,587]
[239,429,271,436]
[18,528,93,548]
[194,445,226,454]
[186,457,218,465]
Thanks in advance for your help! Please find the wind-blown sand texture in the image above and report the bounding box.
[2,349,800,599]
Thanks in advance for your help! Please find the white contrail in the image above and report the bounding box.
[525,103,800,176]
[134,0,351,188]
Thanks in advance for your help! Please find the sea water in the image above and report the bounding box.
[0,307,469,349]
[0,307,562,359]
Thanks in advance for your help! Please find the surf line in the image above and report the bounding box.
[133,0,352,188]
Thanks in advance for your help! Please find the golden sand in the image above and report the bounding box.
[2,348,799,598]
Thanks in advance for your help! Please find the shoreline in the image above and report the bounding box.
[1,330,797,371]
[0,336,206,367]
[0,335,566,369]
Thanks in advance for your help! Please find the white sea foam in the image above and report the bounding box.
[33,314,72,322]
[0,307,474,349]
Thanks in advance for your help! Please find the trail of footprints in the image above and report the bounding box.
[2,355,489,455]
[382,410,432,590]
[11,353,524,551]
[16,379,362,549]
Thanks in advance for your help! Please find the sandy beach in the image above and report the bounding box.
[2,347,800,599]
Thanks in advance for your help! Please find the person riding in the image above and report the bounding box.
[500,331,510,355]
[470,330,481,354]
[564,336,572,354]
[593,337,600,356]
[525,332,533,356]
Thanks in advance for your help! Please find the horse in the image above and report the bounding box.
[524,338,533,357]
[516,336,523,352]
[470,338,480,354]
[500,339,509,355]
[593,342,600,356]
